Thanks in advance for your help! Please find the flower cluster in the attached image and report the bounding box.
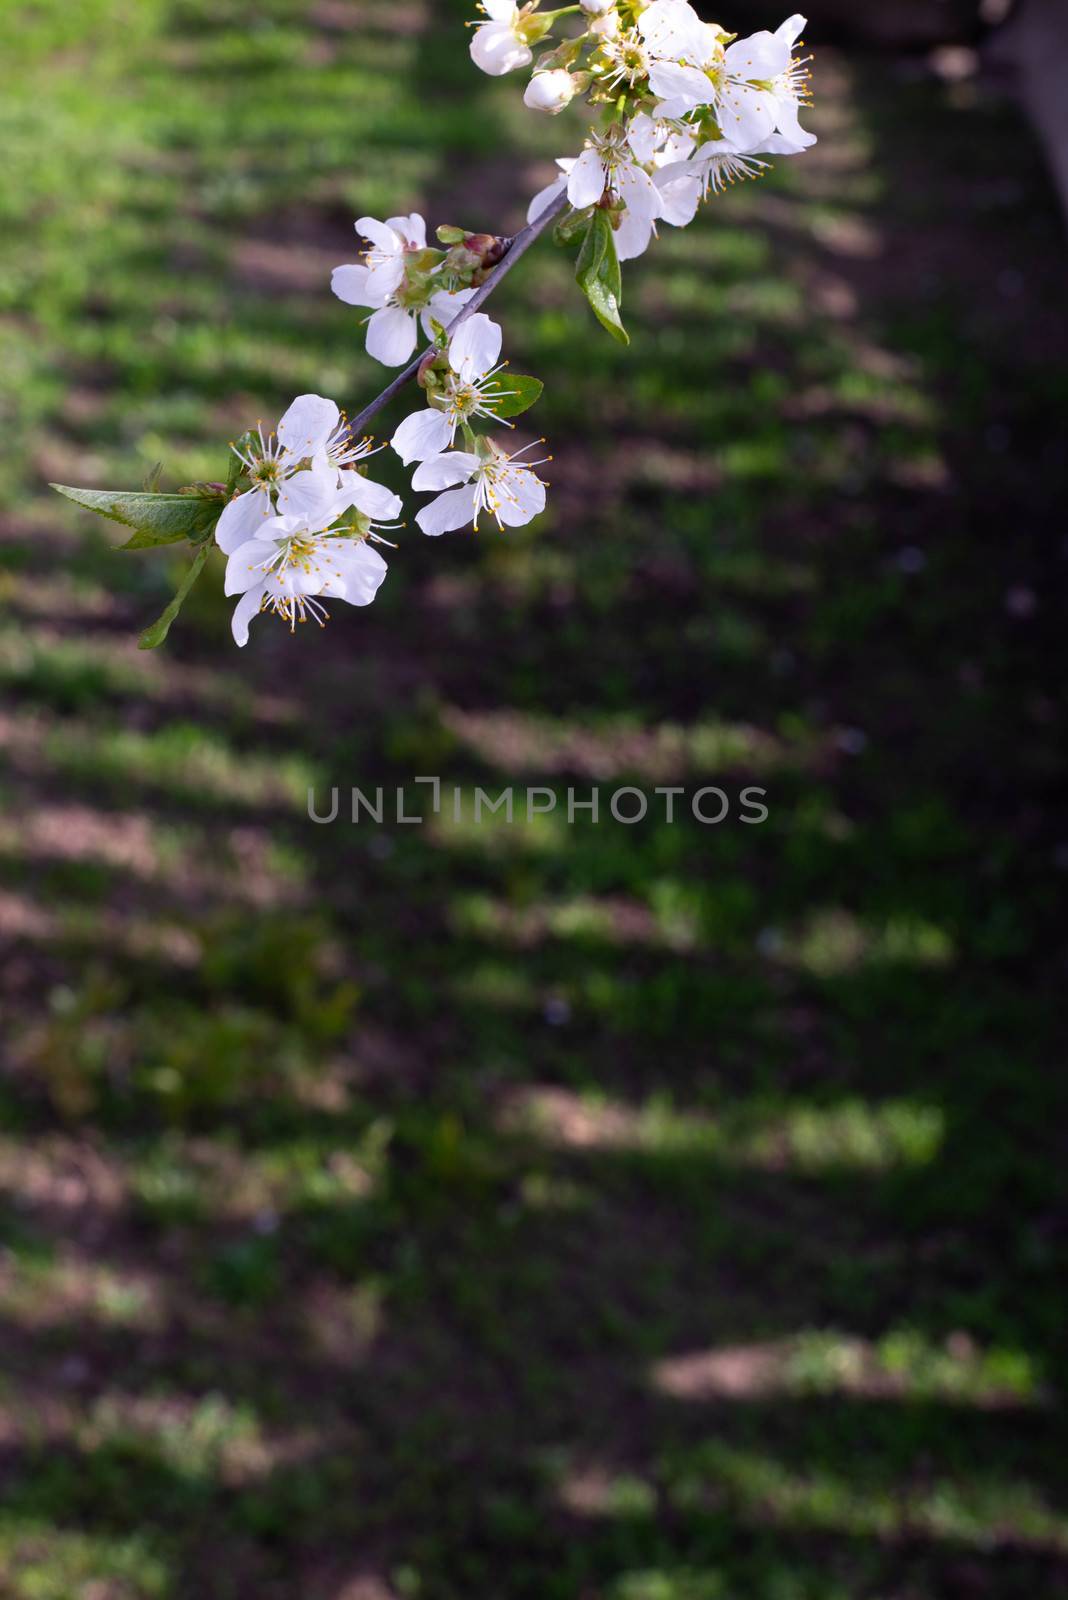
[217,395,400,645]
[481,0,815,262]
[52,0,817,650]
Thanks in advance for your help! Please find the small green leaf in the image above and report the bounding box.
[142,461,164,493]
[226,432,255,494]
[479,372,544,420]
[575,210,629,346]
[51,484,222,548]
[436,224,467,244]
[138,545,211,650]
[554,208,591,248]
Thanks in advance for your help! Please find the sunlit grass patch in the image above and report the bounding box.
[501,1088,944,1176]
[662,1442,1068,1551]
[766,909,956,976]
[449,893,699,953]
[0,709,321,808]
[440,707,810,781]
[130,1124,388,1227]
[0,801,309,915]
[653,1329,1043,1409]
[0,1249,161,1332]
[0,1521,170,1600]
[79,1391,280,1486]
[427,802,569,857]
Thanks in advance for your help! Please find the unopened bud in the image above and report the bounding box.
[580,0,615,13]
[590,10,620,39]
[523,68,577,114]
[417,349,445,388]
[461,232,498,264]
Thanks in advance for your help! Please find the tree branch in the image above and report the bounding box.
[347,188,569,438]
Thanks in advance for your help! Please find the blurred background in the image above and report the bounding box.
[1,1,1067,1596]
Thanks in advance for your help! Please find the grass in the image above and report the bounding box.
[1,1,1067,1596]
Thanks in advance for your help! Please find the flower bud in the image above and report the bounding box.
[523,68,577,114]
[580,0,614,12]
[417,349,447,389]
[590,9,620,40]
[462,232,505,266]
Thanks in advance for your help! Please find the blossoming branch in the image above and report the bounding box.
[52,0,816,649]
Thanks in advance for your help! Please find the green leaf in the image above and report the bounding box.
[575,210,629,346]
[138,545,211,650]
[554,208,591,248]
[226,432,254,494]
[478,372,544,420]
[51,484,222,549]
[142,461,164,492]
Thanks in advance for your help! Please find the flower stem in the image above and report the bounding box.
[347,188,569,438]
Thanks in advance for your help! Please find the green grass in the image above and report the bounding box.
[1,2,1067,1597]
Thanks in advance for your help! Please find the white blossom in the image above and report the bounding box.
[332,256,475,367]
[353,212,426,298]
[645,9,815,153]
[223,501,389,647]
[526,158,576,226]
[638,0,720,65]
[580,0,614,12]
[687,139,776,195]
[523,69,577,114]
[566,125,664,261]
[391,312,510,465]
[278,394,401,517]
[412,440,548,536]
[589,7,621,40]
[470,0,534,76]
[217,395,347,553]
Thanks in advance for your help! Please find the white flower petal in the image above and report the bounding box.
[724,28,792,81]
[769,98,816,148]
[617,161,663,223]
[332,541,389,605]
[614,206,656,262]
[398,213,427,249]
[523,70,576,114]
[331,263,382,308]
[626,112,662,165]
[470,20,532,76]
[567,147,608,209]
[638,0,707,59]
[215,486,273,554]
[391,407,452,466]
[224,539,278,597]
[231,584,266,648]
[654,161,703,226]
[339,471,403,521]
[416,485,478,537]
[412,451,479,492]
[526,172,569,227]
[717,82,777,149]
[647,60,713,112]
[495,465,546,528]
[365,304,418,367]
[276,394,340,460]
[482,0,517,20]
[363,258,406,299]
[356,216,401,252]
[449,312,502,383]
[275,467,340,522]
[420,287,475,339]
[758,127,817,154]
